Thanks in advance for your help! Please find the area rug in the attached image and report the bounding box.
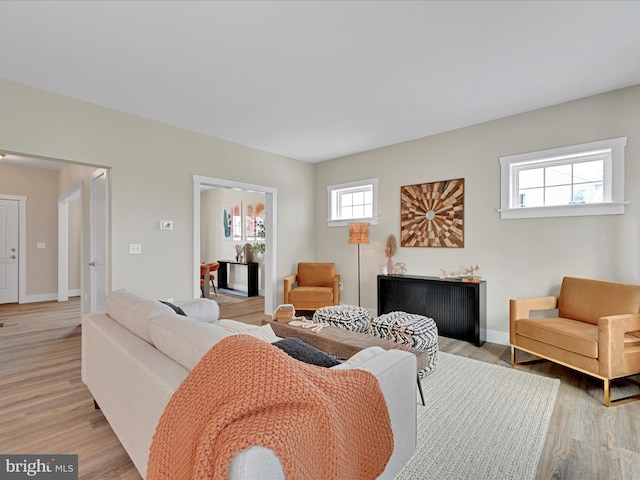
[396,352,559,480]
[213,291,250,306]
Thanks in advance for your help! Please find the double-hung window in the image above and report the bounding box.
[327,178,378,227]
[499,137,627,219]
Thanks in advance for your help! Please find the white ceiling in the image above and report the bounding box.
[1,1,640,164]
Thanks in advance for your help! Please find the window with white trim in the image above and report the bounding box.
[499,137,627,219]
[327,178,378,227]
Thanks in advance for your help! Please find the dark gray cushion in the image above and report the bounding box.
[272,338,340,368]
[158,300,186,316]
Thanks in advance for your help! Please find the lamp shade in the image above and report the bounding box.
[348,223,370,244]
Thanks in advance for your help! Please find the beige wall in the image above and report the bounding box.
[0,164,59,297]
[314,85,640,343]
[0,78,315,308]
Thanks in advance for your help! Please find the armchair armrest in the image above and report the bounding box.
[283,274,297,304]
[598,313,640,378]
[509,296,558,344]
[332,274,341,305]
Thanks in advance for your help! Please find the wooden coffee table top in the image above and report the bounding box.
[263,318,429,370]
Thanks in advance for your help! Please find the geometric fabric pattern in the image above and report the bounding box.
[371,311,439,377]
[312,305,371,334]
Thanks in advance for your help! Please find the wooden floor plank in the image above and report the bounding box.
[1,296,639,479]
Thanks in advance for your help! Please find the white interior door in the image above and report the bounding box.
[90,170,108,312]
[0,199,19,304]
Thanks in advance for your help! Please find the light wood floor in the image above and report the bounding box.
[1,297,639,479]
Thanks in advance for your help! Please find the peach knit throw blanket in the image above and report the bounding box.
[147,335,393,480]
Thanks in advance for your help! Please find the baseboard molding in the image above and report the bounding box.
[21,293,58,304]
[20,291,81,304]
[486,329,510,346]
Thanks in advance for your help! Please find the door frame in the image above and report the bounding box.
[193,175,277,315]
[90,169,109,313]
[0,194,27,304]
[57,182,83,305]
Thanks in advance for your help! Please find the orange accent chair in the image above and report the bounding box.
[510,276,640,406]
[207,262,219,296]
[199,264,208,298]
[283,262,340,311]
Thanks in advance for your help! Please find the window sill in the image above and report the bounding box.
[498,202,627,220]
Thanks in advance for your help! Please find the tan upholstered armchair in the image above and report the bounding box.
[283,262,340,311]
[510,277,640,406]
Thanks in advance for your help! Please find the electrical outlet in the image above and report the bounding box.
[129,243,142,254]
[339,282,344,291]
[37,242,45,249]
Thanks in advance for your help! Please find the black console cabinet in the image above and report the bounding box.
[218,261,259,297]
[377,275,486,346]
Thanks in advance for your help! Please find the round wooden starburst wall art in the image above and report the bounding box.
[400,178,464,248]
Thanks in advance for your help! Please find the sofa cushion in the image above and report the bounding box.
[107,289,173,343]
[516,317,599,358]
[289,286,333,303]
[149,313,231,370]
[217,320,280,343]
[173,298,220,323]
[558,277,640,325]
[272,338,341,367]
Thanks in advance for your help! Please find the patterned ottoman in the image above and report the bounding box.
[371,311,439,377]
[312,305,371,334]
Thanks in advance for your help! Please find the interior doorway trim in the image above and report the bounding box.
[0,194,27,304]
[193,175,277,315]
[58,182,83,304]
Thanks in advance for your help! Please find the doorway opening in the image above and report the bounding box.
[193,175,277,315]
[0,149,110,310]
[58,182,83,306]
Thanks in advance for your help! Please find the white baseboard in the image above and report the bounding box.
[21,293,58,303]
[20,291,81,304]
[486,329,510,346]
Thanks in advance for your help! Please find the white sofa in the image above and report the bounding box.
[81,289,417,479]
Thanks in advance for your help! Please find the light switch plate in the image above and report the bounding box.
[160,220,173,230]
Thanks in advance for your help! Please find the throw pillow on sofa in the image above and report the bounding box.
[173,298,220,323]
[217,320,280,343]
[272,338,340,368]
[158,300,187,316]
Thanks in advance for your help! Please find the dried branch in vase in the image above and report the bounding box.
[385,235,397,259]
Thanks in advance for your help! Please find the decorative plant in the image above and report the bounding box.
[385,234,397,274]
[251,218,266,254]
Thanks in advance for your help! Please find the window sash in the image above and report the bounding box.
[513,153,608,208]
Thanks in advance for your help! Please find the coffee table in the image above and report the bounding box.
[263,318,428,405]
